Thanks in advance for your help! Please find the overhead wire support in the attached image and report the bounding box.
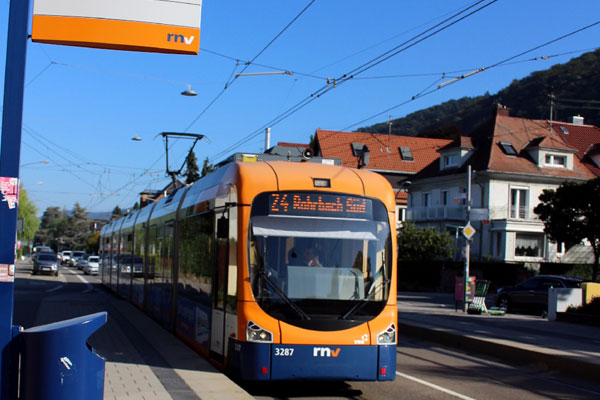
[183,0,317,134]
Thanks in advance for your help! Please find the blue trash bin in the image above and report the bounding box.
[20,312,107,400]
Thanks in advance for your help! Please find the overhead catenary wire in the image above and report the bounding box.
[208,0,498,162]
[120,0,320,204]
[183,0,317,133]
[341,20,600,131]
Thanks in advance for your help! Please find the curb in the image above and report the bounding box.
[398,321,600,381]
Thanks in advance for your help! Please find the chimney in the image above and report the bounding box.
[572,115,584,125]
[496,103,510,117]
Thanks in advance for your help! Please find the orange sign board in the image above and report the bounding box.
[32,0,202,55]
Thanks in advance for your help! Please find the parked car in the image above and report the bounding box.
[84,256,100,275]
[496,275,584,314]
[59,250,72,265]
[32,253,59,276]
[70,251,86,268]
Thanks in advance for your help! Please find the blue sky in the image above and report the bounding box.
[1,0,599,216]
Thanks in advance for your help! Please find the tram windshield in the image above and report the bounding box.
[249,192,392,328]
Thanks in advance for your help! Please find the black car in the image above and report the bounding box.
[496,275,583,314]
[32,253,60,276]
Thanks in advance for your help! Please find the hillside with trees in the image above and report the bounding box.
[359,49,600,138]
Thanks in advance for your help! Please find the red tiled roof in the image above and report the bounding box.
[316,129,452,173]
[551,121,600,176]
[486,114,594,179]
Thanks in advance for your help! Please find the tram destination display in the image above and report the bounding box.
[268,192,373,219]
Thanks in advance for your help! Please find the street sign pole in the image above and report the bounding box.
[463,165,472,312]
[0,0,31,397]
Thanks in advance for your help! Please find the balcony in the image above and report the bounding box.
[408,205,540,223]
[407,206,466,222]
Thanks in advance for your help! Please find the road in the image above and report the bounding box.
[13,261,600,400]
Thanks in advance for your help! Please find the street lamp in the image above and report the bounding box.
[181,83,197,96]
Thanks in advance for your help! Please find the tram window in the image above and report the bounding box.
[179,213,214,301]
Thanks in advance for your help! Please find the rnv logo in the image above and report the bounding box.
[167,34,195,45]
[313,347,341,358]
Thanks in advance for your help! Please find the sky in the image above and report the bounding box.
[1,0,599,216]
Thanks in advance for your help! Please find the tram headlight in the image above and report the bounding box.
[246,320,273,343]
[377,323,396,345]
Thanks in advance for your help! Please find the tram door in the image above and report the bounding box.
[210,214,229,360]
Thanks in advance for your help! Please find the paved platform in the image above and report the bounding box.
[397,292,600,381]
[13,260,253,400]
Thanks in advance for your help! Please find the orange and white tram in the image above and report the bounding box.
[100,155,397,380]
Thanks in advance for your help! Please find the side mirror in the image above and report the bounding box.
[217,216,229,239]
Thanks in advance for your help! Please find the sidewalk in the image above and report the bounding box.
[14,260,253,400]
[397,292,600,381]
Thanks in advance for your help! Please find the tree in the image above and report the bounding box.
[534,178,600,282]
[61,203,90,250]
[397,221,453,261]
[17,186,40,255]
[35,206,66,251]
[111,205,123,221]
[86,231,100,255]
[185,150,200,184]
[200,157,214,178]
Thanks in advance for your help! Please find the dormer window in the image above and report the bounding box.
[545,154,566,167]
[399,146,413,161]
[351,142,367,156]
[443,154,458,168]
[500,142,517,156]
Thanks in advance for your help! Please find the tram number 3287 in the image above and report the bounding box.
[274,347,295,357]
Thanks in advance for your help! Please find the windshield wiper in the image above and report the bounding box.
[258,270,311,320]
[340,278,390,320]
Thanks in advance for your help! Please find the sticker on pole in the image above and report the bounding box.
[0,177,19,209]
[0,264,15,283]
[32,0,203,55]
[462,222,476,240]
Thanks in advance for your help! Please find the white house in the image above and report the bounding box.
[407,107,596,263]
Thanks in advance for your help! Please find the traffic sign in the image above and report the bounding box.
[462,222,476,240]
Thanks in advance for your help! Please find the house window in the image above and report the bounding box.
[423,192,431,207]
[351,142,366,156]
[441,190,448,206]
[500,142,517,156]
[545,154,566,167]
[515,233,544,257]
[399,146,413,161]
[443,154,458,168]
[510,188,528,219]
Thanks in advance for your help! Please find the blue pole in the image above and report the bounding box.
[1,0,31,398]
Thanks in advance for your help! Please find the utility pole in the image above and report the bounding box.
[0,0,31,397]
[463,165,472,312]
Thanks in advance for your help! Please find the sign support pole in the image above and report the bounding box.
[0,0,31,398]
[463,165,472,312]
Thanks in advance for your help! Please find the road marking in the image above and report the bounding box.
[46,284,64,293]
[65,267,94,292]
[396,371,478,400]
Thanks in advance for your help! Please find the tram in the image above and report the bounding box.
[100,154,397,381]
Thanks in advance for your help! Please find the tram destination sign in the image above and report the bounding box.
[269,193,373,219]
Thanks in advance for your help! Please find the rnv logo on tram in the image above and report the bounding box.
[313,347,341,358]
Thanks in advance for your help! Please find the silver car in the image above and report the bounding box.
[84,256,100,275]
